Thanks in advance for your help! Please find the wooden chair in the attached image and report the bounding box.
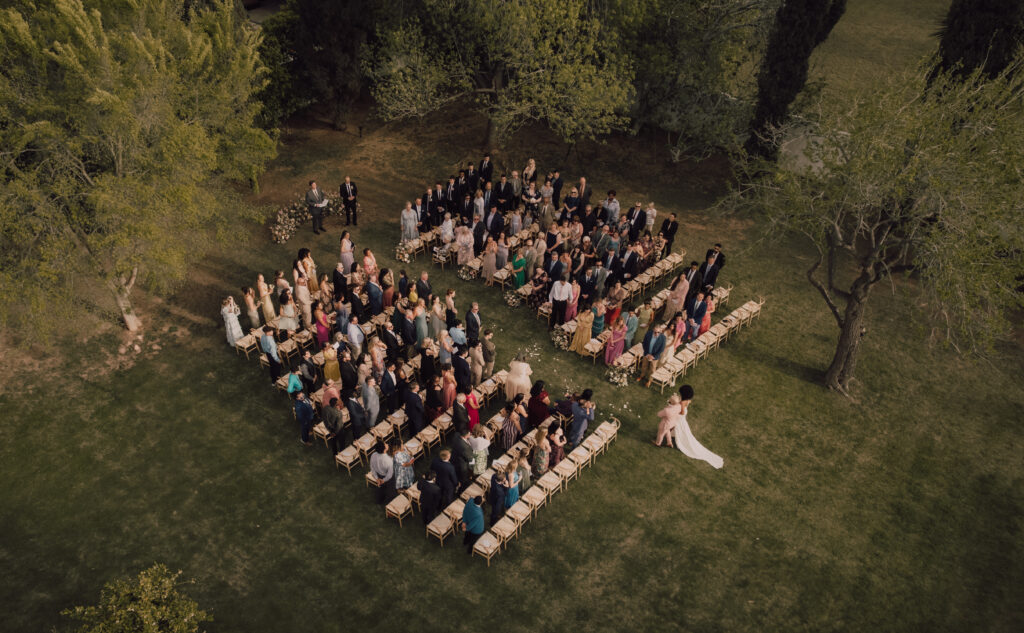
[371,421,393,444]
[460,483,485,502]
[385,494,413,527]
[521,486,547,517]
[553,457,578,484]
[402,484,421,513]
[353,433,376,461]
[403,437,424,461]
[432,247,450,270]
[582,337,605,364]
[432,413,453,438]
[426,513,456,547]
[417,425,441,453]
[582,434,605,457]
[472,531,502,566]
[650,366,677,393]
[491,516,519,547]
[475,469,494,494]
[709,322,729,344]
[311,422,332,449]
[568,445,592,470]
[278,337,298,365]
[536,471,562,498]
[594,419,621,444]
[334,445,362,475]
[234,333,258,359]
[444,498,466,521]
[506,500,532,529]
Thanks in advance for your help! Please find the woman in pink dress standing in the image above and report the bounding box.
[698,285,715,335]
[603,316,627,365]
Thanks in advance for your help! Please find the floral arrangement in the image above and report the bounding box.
[457,265,479,281]
[503,290,522,308]
[269,196,345,244]
[606,364,635,387]
[394,242,414,264]
[550,326,570,351]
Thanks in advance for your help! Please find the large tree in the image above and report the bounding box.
[933,0,1024,79]
[731,56,1024,394]
[0,0,275,335]
[614,0,778,161]
[744,0,846,158]
[63,563,211,633]
[363,0,633,146]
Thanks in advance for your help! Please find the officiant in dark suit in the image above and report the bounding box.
[306,180,326,235]
[340,176,358,226]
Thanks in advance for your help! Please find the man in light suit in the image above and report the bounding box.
[306,180,327,235]
[340,176,358,226]
[593,261,610,300]
[362,376,380,426]
[346,315,365,358]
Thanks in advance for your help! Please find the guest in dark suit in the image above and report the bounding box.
[471,215,487,255]
[381,322,400,365]
[322,397,349,454]
[294,391,314,445]
[418,472,443,525]
[366,275,383,316]
[452,347,472,393]
[698,256,721,289]
[684,261,703,301]
[340,176,358,225]
[550,170,563,207]
[452,392,471,436]
[404,382,426,433]
[381,361,399,414]
[484,207,503,237]
[577,176,592,209]
[345,390,370,439]
[401,309,417,351]
[459,193,473,224]
[338,349,358,394]
[332,262,348,302]
[495,175,513,212]
[481,182,494,213]
[705,243,725,270]
[466,163,479,193]
[479,154,493,185]
[305,180,326,235]
[451,425,473,488]
[685,290,708,341]
[415,272,433,304]
[660,213,679,254]
[601,248,619,285]
[639,325,668,387]
[578,266,597,307]
[465,302,482,342]
[619,245,639,281]
[444,177,458,213]
[431,449,459,505]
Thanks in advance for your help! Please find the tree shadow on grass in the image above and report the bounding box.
[753,350,825,385]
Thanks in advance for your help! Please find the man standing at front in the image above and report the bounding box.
[340,176,358,226]
[549,274,571,326]
[306,180,327,235]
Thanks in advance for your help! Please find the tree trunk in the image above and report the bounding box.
[483,114,499,149]
[107,267,141,332]
[824,289,867,392]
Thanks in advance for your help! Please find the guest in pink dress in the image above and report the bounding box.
[564,280,581,321]
[698,287,715,335]
[603,317,627,365]
[466,390,481,430]
[362,248,378,277]
[314,306,330,348]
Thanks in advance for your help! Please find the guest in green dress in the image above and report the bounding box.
[515,449,531,492]
[512,248,527,289]
[504,463,521,508]
[591,300,606,338]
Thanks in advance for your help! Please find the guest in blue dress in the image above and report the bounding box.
[591,300,606,338]
[504,463,521,508]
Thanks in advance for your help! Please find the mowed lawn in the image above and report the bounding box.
[2,1,1022,631]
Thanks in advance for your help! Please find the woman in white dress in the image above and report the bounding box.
[221,296,244,345]
[670,385,723,469]
[400,202,418,242]
[339,231,355,273]
[504,352,533,400]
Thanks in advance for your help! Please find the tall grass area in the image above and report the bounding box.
[1,1,1021,631]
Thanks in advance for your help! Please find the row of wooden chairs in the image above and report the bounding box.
[410,418,621,566]
[648,298,765,393]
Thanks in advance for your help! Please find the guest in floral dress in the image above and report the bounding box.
[394,443,415,490]
[469,425,490,476]
[500,402,522,451]
[532,427,550,476]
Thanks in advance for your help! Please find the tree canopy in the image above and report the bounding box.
[730,53,1024,392]
[0,0,276,335]
[63,563,211,633]
[363,0,635,146]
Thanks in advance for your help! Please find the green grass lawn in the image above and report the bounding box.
[2,2,1023,631]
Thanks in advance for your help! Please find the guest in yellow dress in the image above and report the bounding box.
[257,273,275,323]
[323,343,341,383]
[570,309,594,354]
